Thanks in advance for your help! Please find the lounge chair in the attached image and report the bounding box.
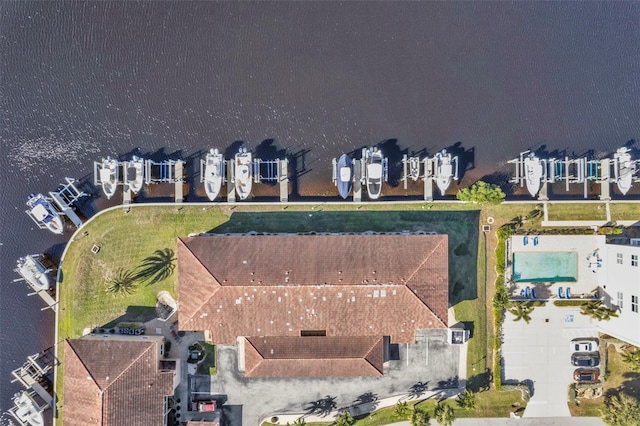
[533,236,538,246]
[520,289,525,297]
[566,288,571,299]
[523,236,528,245]
[525,287,531,299]
[558,287,564,299]
[531,288,537,299]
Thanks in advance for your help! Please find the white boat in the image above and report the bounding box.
[204,148,224,201]
[124,156,144,194]
[234,148,253,200]
[434,149,455,196]
[16,255,50,292]
[409,157,420,181]
[99,156,119,199]
[8,391,44,426]
[614,147,636,195]
[26,194,64,235]
[524,153,543,197]
[364,147,384,200]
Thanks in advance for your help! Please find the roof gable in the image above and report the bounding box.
[244,336,384,377]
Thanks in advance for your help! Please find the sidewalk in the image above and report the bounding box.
[261,388,460,425]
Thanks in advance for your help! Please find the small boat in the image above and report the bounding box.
[124,156,144,194]
[16,255,50,292]
[434,149,455,196]
[336,154,353,199]
[364,147,384,200]
[234,147,253,200]
[204,148,224,201]
[409,157,420,181]
[8,391,44,426]
[614,147,636,195]
[26,193,64,235]
[524,153,543,197]
[99,156,119,199]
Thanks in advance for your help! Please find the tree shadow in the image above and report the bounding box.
[479,171,514,196]
[103,305,157,328]
[287,148,312,198]
[354,392,378,406]
[605,371,640,398]
[437,376,459,389]
[134,248,176,286]
[303,395,337,417]
[406,381,429,400]
[466,369,491,393]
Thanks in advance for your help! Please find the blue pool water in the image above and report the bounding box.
[512,252,578,282]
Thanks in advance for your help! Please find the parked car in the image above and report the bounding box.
[571,353,600,367]
[193,400,216,413]
[570,339,598,353]
[574,368,599,383]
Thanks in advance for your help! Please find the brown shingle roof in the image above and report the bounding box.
[63,338,174,426]
[244,336,384,377]
[178,234,448,344]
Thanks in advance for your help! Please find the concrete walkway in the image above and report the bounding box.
[263,388,460,425]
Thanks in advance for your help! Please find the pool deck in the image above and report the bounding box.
[506,235,606,300]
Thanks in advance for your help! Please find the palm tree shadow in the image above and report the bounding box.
[303,395,337,417]
[134,248,176,286]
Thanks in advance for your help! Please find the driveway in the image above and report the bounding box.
[501,304,598,418]
[193,329,462,425]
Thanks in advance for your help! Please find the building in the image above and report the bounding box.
[177,233,450,377]
[598,238,640,347]
[62,335,177,426]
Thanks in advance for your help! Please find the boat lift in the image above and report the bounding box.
[144,159,185,203]
[11,349,56,407]
[7,390,50,426]
[49,177,86,228]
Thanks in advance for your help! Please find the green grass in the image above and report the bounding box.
[546,203,608,221]
[196,342,217,375]
[609,203,640,221]
[554,300,590,307]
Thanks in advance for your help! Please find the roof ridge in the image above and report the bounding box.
[178,238,222,326]
[404,235,445,285]
[403,284,447,329]
[101,341,155,392]
[243,338,263,376]
[364,336,384,375]
[66,339,105,392]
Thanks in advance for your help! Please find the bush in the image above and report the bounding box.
[456,181,506,205]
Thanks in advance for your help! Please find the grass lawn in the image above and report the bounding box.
[546,203,608,221]
[568,343,640,416]
[609,202,640,221]
[196,342,217,375]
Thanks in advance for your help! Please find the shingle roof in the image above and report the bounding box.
[244,336,384,377]
[178,234,448,344]
[63,338,174,426]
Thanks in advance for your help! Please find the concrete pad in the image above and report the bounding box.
[502,304,597,418]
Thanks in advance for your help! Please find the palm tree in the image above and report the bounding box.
[621,347,640,372]
[410,408,430,426]
[286,418,307,426]
[456,388,477,410]
[135,248,176,285]
[394,401,410,417]
[509,303,534,323]
[107,268,138,296]
[580,301,619,321]
[434,401,455,426]
[332,410,354,426]
[599,394,640,426]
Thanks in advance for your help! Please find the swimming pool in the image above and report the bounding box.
[512,252,578,282]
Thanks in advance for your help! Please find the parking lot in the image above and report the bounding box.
[501,304,598,418]
[191,329,462,425]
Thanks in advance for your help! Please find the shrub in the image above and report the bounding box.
[456,181,506,205]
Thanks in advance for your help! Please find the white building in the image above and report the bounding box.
[598,238,640,347]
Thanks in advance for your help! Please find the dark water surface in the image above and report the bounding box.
[1,1,639,417]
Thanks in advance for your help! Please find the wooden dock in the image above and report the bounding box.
[49,192,83,227]
[174,160,184,203]
[122,186,132,212]
[226,159,236,203]
[423,158,433,201]
[353,159,362,202]
[600,158,611,200]
[278,159,289,202]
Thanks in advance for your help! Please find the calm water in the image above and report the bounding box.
[1,1,639,417]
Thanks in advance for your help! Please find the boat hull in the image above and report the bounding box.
[16,255,50,292]
[337,154,353,199]
[26,194,64,235]
[524,157,543,197]
[364,149,383,200]
[126,157,144,194]
[614,148,635,195]
[235,152,253,200]
[204,150,224,201]
[100,157,119,199]
[434,152,454,196]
